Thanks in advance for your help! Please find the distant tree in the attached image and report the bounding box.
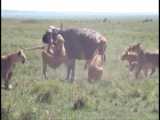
[103,18,108,23]
[142,18,153,23]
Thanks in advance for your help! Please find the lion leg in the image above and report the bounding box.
[129,62,137,72]
[88,72,92,83]
[88,68,94,83]
[135,65,142,79]
[4,80,9,90]
[98,70,103,80]
[88,76,92,83]
[88,68,92,82]
[4,72,12,90]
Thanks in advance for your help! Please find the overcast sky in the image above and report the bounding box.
[2,0,158,13]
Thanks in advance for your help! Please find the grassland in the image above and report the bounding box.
[1,17,159,120]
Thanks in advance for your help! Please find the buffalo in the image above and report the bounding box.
[42,26,107,81]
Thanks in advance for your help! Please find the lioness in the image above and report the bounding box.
[121,50,156,77]
[126,43,159,78]
[1,50,26,89]
[42,34,67,79]
[85,49,104,82]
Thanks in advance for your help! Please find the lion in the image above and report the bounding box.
[1,49,26,89]
[126,43,159,78]
[42,34,67,79]
[85,49,104,82]
[121,50,156,77]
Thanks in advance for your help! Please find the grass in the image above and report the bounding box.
[1,17,159,120]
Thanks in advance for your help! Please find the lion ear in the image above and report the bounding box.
[124,47,128,51]
[137,43,141,47]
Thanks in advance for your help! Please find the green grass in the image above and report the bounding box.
[1,17,159,120]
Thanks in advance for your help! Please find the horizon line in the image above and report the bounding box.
[2,9,158,15]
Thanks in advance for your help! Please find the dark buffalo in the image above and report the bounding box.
[42,26,107,81]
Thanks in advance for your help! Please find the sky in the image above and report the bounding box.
[2,0,159,13]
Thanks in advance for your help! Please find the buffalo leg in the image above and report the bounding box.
[65,59,72,80]
[70,60,76,82]
[150,67,156,76]
[65,59,75,82]
[66,65,71,80]
[42,60,48,80]
[143,68,148,77]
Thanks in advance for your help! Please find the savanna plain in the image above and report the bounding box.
[1,16,159,120]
